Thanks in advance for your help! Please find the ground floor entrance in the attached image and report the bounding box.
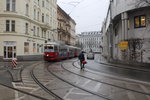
[4,41,16,59]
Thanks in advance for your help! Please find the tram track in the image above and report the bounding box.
[75,59,150,86]
[30,60,110,100]
[61,61,150,97]
[12,62,62,100]
[30,64,63,100]
[47,61,112,100]
[11,59,150,100]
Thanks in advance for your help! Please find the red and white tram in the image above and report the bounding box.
[44,42,81,61]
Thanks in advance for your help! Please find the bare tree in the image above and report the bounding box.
[128,38,143,62]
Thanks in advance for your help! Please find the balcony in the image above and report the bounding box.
[40,23,51,30]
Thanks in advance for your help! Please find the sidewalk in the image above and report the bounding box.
[97,55,150,72]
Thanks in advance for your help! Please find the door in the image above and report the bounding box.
[4,41,16,59]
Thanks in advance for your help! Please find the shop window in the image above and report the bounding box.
[24,42,29,54]
[33,43,36,53]
[37,44,39,53]
[3,41,16,59]
[134,15,146,28]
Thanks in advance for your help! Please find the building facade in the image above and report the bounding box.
[78,31,101,53]
[69,19,76,46]
[0,0,57,61]
[101,0,150,65]
[57,6,76,46]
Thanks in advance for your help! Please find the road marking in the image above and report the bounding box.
[71,92,92,96]
[81,80,91,87]
[63,88,74,100]
[127,92,136,100]
[94,83,102,92]
[12,82,19,100]
[13,85,36,90]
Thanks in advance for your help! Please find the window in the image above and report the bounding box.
[134,15,146,28]
[6,0,10,11]
[42,13,44,22]
[34,9,36,20]
[46,14,49,24]
[24,42,29,54]
[26,4,29,16]
[6,0,16,11]
[37,27,39,36]
[33,26,36,36]
[12,0,15,11]
[33,43,36,53]
[42,0,45,7]
[41,45,43,53]
[4,41,16,59]
[6,20,10,32]
[25,23,28,34]
[37,44,39,53]
[46,0,49,9]
[38,0,40,5]
[37,11,40,21]
[11,20,15,32]
[6,20,15,32]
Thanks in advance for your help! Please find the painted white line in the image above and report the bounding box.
[12,82,19,100]
[127,92,136,100]
[71,92,92,96]
[81,80,91,87]
[13,85,36,90]
[31,80,54,93]
[17,96,25,100]
[94,83,102,92]
[63,88,74,100]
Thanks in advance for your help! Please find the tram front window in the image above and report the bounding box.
[44,46,54,52]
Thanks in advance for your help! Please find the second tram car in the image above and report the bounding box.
[44,42,81,61]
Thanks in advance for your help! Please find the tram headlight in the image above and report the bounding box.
[47,54,49,56]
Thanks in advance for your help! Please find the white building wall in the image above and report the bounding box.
[0,0,57,61]
[110,0,150,64]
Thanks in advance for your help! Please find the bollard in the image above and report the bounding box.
[12,58,17,69]
[8,58,22,82]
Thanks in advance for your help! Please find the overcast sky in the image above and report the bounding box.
[57,0,109,34]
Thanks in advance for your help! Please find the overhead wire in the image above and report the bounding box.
[68,0,86,15]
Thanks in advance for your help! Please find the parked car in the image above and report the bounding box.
[87,52,94,59]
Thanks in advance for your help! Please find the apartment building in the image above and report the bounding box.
[78,31,101,53]
[57,6,76,46]
[0,0,57,61]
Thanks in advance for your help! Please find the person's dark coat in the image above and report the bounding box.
[78,52,85,61]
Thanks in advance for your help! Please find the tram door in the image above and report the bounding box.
[4,41,16,59]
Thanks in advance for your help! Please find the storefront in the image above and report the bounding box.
[3,41,16,59]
